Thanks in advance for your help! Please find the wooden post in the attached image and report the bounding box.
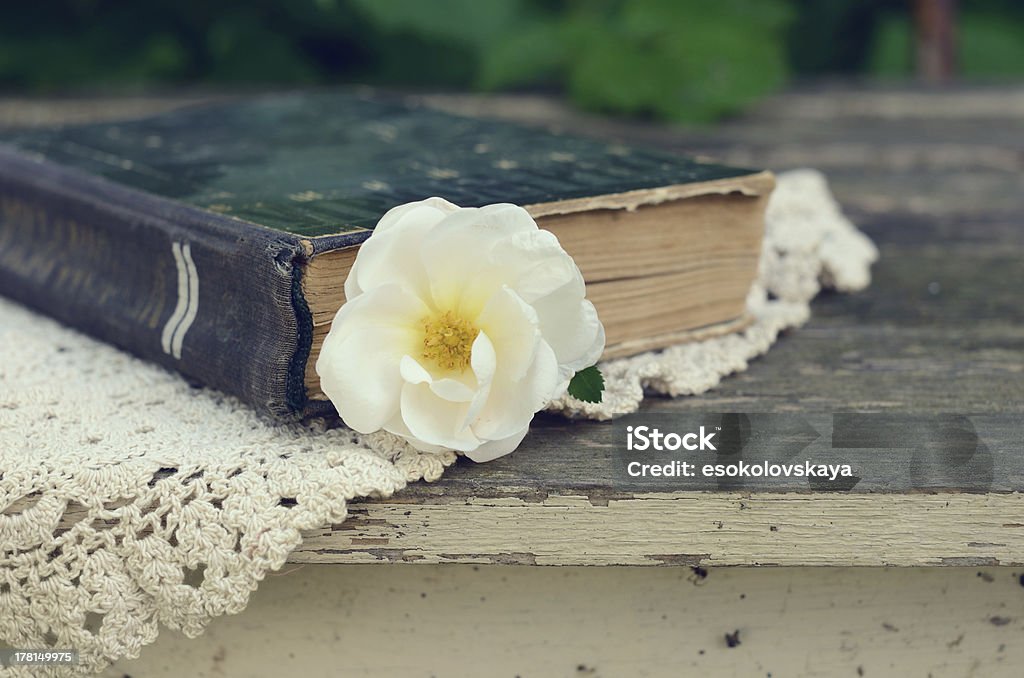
[914,0,958,82]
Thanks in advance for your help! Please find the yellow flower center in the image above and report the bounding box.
[421,310,477,372]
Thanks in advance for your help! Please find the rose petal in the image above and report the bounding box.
[491,229,579,303]
[399,355,433,385]
[464,426,530,463]
[317,285,427,433]
[476,287,540,383]
[531,279,605,375]
[470,330,497,387]
[431,377,477,403]
[420,204,537,313]
[324,283,430,346]
[383,414,449,454]
[536,299,598,376]
[453,229,578,317]
[374,197,458,234]
[345,199,456,301]
[400,382,481,452]
[462,331,497,426]
[316,330,413,435]
[576,309,607,372]
[472,339,559,441]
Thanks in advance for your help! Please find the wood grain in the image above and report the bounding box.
[294,493,1024,567]
[295,85,1024,565]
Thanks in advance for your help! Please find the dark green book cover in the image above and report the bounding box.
[0,90,762,418]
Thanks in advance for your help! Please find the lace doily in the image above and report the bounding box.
[0,169,876,675]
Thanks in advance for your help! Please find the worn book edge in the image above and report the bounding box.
[524,170,774,217]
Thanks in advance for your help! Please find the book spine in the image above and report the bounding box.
[0,146,312,418]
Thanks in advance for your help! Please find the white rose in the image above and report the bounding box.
[315,197,605,462]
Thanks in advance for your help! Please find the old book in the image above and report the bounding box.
[0,91,772,418]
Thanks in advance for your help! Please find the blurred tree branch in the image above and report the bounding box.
[914,0,957,82]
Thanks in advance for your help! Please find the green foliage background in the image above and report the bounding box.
[1,0,1023,123]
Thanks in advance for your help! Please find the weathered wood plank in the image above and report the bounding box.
[294,493,1024,566]
[813,247,1024,324]
[652,325,1024,415]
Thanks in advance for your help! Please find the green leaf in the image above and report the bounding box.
[567,365,604,404]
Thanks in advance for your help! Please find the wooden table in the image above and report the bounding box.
[7,85,1023,678]
[4,86,1022,569]
[290,85,1024,567]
